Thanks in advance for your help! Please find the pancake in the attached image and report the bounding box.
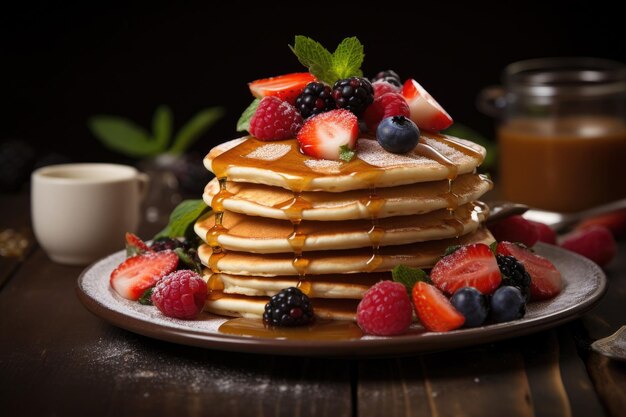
[198,228,494,276]
[195,203,488,253]
[204,294,359,320]
[203,271,389,299]
[205,133,486,192]
[204,173,492,221]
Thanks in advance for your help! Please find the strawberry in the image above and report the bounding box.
[402,79,453,131]
[496,242,563,301]
[373,80,401,97]
[430,243,501,295]
[576,209,626,238]
[412,281,465,332]
[297,109,359,160]
[249,72,317,105]
[110,250,179,301]
[125,232,153,257]
[560,226,617,268]
[488,215,540,247]
[362,92,410,133]
[527,220,557,245]
[249,97,304,141]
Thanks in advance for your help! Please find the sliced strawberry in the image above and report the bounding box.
[560,226,617,268]
[430,243,501,295]
[527,220,557,245]
[297,109,359,160]
[496,242,563,301]
[412,281,465,332]
[110,250,179,300]
[125,232,153,257]
[402,79,453,131]
[373,80,401,97]
[249,72,317,105]
[576,209,626,238]
[488,215,540,247]
[362,92,410,133]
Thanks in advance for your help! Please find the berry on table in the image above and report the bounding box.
[297,109,358,160]
[356,281,413,336]
[151,270,208,319]
[110,250,179,300]
[363,92,410,133]
[450,287,488,327]
[263,287,314,327]
[576,209,626,238]
[488,215,539,248]
[412,281,465,332]
[295,82,336,118]
[249,97,304,141]
[248,72,317,105]
[560,225,617,268]
[331,77,374,115]
[402,79,453,131]
[376,115,420,154]
[490,286,526,323]
[496,254,532,301]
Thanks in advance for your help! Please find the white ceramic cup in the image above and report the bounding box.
[31,163,149,265]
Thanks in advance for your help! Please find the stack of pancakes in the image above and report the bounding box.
[194,133,494,321]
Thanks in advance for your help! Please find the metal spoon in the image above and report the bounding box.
[591,326,626,362]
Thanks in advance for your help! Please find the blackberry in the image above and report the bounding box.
[496,254,531,301]
[295,82,336,118]
[263,287,314,327]
[151,237,183,252]
[331,77,374,116]
[372,70,402,86]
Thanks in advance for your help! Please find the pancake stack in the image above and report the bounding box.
[194,132,494,321]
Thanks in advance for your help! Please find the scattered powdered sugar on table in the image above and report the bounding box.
[303,159,343,173]
[245,143,291,161]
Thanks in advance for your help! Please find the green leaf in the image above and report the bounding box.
[154,199,211,239]
[138,287,154,305]
[442,123,496,172]
[290,35,335,84]
[152,105,173,152]
[174,247,203,274]
[443,245,462,257]
[88,116,162,157]
[339,145,356,162]
[392,264,429,293]
[489,241,498,254]
[331,37,364,80]
[169,107,224,155]
[236,98,261,132]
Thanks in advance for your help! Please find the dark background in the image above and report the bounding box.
[2,0,625,168]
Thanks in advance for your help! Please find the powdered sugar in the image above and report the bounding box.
[303,159,343,173]
[357,139,430,168]
[245,143,291,161]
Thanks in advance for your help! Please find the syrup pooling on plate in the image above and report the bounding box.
[218,317,363,340]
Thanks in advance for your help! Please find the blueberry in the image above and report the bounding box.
[490,286,526,323]
[450,287,488,327]
[376,116,420,154]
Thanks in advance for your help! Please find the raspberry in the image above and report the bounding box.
[263,287,314,327]
[363,92,410,133]
[151,270,208,319]
[356,281,413,336]
[295,82,336,118]
[373,80,401,97]
[331,77,374,116]
[560,225,617,267]
[249,97,304,141]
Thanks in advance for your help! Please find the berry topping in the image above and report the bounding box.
[125,232,153,257]
[356,281,413,336]
[372,80,401,97]
[560,225,617,267]
[331,77,374,116]
[576,209,626,238]
[248,72,317,105]
[295,82,336,119]
[110,250,179,301]
[402,79,453,131]
[376,115,420,154]
[430,243,501,295]
[412,281,465,332]
[496,254,531,301]
[496,242,563,301]
[488,215,540,248]
[528,220,557,245]
[363,92,410,133]
[150,237,183,252]
[490,286,526,323]
[151,270,208,319]
[297,109,358,160]
[249,97,304,141]
[372,70,402,86]
[263,287,314,327]
[450,287,488,328]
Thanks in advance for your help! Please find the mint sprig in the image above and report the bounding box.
[392,265,430,293]
[237,98,261,132]
[290,36,364,85]
[339,145,356,162]
[154,199,211,240]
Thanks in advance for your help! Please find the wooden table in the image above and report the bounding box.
[1,191,624,417]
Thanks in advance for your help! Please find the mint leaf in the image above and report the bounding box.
[392,265,429,293]
[155,199,211,239]
[331,37,364,80]
[237,98,261,132]
[489,241,498,254]
[443,245,462,257]
[152,105,173,153]
[290,36,335,84]
[339,145,356,162]
[169,107,224,155]
[88,116,162,157]
[138,287,154,305]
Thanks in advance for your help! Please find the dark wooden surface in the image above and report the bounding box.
[1,191,625,417]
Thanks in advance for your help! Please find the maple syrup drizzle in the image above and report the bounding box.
[218,318,363,340]
[207,273,225,301]
[206,178,230,295]
[428,133,485,165]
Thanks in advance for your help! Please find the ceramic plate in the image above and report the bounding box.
[76,243,606,357]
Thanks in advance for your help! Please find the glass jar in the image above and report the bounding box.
[479,57,626,212]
